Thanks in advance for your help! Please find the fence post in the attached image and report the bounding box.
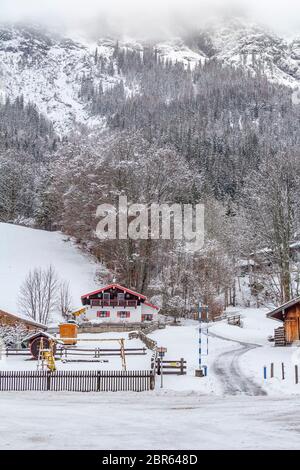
[97,370,101,391]
[180,358,185,375]
[295,365,299,385]
[281,362,285,380]
[270,363,274,378]
[150,371,155,390]
[47,371,51,391]
[263,366,267,380]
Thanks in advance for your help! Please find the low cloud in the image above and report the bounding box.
[1,0,300,38]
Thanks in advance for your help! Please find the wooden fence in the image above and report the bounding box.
[156,358,187,375]
[129,331,157,350]
[227,315,242,327]
[0,370,155,392]
[58,347,147,358]
[4,347,147,358]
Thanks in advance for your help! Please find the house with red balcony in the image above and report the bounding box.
[81,283,159,323]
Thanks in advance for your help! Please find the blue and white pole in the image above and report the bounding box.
[205,305,208,376]
[198,302,208,376]
[198,302,202,371]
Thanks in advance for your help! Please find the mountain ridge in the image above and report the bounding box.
[0,19,299,134]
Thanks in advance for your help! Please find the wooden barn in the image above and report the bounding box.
[0,309,46,331]
[267,297,300,346]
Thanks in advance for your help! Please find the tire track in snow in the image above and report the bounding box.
[208,330,267,396]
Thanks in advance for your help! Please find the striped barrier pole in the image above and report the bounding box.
[198,302,202,370]
[205,305,209,374]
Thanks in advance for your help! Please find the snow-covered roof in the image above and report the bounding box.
[267,296,300,322]
[144,301,160,311]
[0,309,47,330]
[81,283,147,300]
[22,331,56,344]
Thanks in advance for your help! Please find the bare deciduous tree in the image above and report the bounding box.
[58,280,72,319]
[18,266,59,325]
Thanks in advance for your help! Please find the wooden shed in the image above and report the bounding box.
[267,297,300,346]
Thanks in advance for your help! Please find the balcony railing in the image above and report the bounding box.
[90,299,138,308]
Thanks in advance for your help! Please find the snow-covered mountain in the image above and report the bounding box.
[0,18,299,134]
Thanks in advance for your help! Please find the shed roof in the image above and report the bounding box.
[0,309,47,330]
[266,297,300,322]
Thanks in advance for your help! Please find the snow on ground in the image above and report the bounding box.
[156,39,206,69]
[2,305,300,448]
[2,304,300,397]
[209,307,273,345]
[0,223,100,321]
[0,332,151,371]
[240,342,300,396]
[149,322,225,394]
[209,308,300,397]
[148,309,300,397]
[1,392,300,450]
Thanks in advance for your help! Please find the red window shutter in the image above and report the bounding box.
[106,311,110,317]
[126,312,130,318]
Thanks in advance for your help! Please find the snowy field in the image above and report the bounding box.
[0,223,100,319]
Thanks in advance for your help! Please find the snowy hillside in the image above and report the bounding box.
[0,26,116,134]
[1,19,300,134]
[0,223,100,318]
[203,18,300,88]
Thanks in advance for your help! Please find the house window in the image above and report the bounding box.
[97,311,110,318]
[103,292,111,300]
[117,311,130,319]
[142,314,153,322]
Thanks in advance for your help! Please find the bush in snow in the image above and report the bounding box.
[0,324,29,348]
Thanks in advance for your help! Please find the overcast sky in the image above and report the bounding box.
[1,0,300,38]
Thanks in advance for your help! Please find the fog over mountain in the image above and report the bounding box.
[1,0,300,39]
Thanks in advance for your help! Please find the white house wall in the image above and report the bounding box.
[83,304,158,323]
[141,304,158,317]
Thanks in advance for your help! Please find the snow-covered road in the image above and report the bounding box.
[209,330,267,396]
[1,392,300,450]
